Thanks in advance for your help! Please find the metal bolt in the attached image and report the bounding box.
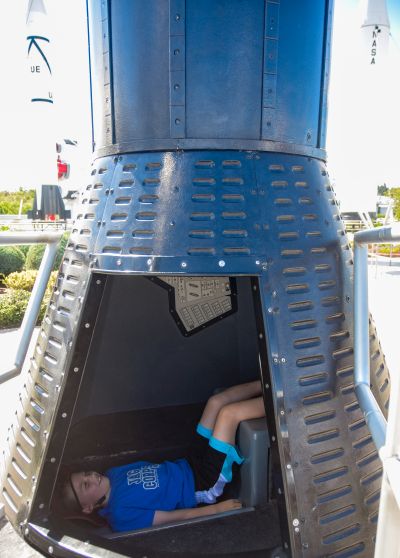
[267,307,273,313]
[181,261,187,268]
[61,412,67,419]
[255,260,260,265]
[84,323,90,329]
[293,518,300,527]
[272,290,277,297]
[280,410,285,415]
[48,547,54,554]
[218,260,226,268]
[271,435,276,442]
[175,118,181,125]
[265,383,269,389]
[73,367,79,372]
[25,528,29,536]
[281,357,286,363]
[273,357,278,363]
[50,457,56,463]
[39,503,45,509]
[116,259,122,266]
[286,463,292,470]
[96,279,101,285]
[258,333,263,339]
[175,14,181,20]
[295,527,300,533]
[147,258,152,266]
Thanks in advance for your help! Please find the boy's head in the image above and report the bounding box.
[60,471,110,515]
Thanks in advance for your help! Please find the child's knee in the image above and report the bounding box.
[216,401,242,427]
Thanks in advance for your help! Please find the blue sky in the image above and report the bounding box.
[0,0,399,211]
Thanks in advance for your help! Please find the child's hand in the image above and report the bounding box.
[215,499,242,513]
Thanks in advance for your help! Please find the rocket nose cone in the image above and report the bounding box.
[26,0,47,23]
[361,0,390,28]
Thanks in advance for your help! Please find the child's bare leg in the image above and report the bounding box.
[212,396,265,445]
[199,381,262,432]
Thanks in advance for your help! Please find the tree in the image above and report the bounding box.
[377,184,389,196]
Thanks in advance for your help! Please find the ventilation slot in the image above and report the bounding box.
[310,447,344,464]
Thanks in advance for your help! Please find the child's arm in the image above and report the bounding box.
[153,499,242,526]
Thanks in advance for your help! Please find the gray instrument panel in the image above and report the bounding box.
[158,277,234,333]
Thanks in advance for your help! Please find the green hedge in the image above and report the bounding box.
[0,271,57,329]
[0,246,25,277]
[25,233,69,271]
[0,290,32,329]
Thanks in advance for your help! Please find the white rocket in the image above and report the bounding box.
[361,0,390,67]
[26,0,57,212]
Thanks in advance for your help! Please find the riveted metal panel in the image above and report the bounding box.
[1,150,390,558]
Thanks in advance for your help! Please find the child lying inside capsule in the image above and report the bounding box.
[58,381,265,532]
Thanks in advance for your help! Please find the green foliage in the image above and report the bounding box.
[19,245,31,256]
[377,243,400,255]
[0,189,35,215]
[389,188,400,221]
[4,270,57,293]
[0,271,57,329]
[25,233,69,271]
[377,184,389,196]
[0,289,31,328]
[25,244,45,270]
[0,246,25,277]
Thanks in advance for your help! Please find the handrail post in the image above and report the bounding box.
[352,223,400,558]
[0,231,63,385]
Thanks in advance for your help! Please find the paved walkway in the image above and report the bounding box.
[0,257,398,556]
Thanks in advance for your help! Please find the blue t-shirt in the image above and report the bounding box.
[98,459,196,531]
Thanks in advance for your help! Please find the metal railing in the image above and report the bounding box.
[353,223,400,558]
[0,232,63,385]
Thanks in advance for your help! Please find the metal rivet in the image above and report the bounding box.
[73,367,79,372]
[281,357,286,363]
[170,221,175,226]
[271,435,276,441]
[273,357,278,363]
[258,333,263,339]
[147,258,152,265]
[286,463,292,470]
[272,290,277,297]
[174,83,180,90]
[174,49,180,55]
[50,458,56,463]
[280,410,285,415]
[39,503,45,509]
[255,260,260,265]
[61,412,67,419]
[267,307,273,313]
[181,261,187,268]
[116,259,122,266]
[48,547,54,554]
[96,279,101,285]
[295,527,300,533]
[175,14,181,20]
[218,260,225,268]
[293,518,299,527]
[24,528,29,536]
[265,383,269,389]
[84,323,90,329]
